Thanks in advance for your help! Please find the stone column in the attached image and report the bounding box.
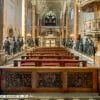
[61,15,65,39]
[0,0,4,49]
[66,7,69,40]
[36,14,40,37]
[25,0,28,44]
[74,2,79,42]
[32,5,36,40]
[94,4,98,19]
[94,4,100,67]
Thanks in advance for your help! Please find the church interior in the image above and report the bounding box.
[0,0,100,99]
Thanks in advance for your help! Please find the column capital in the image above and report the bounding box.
[32,4,36,10]
[31,0,36,5]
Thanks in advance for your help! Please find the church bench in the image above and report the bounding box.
[21,55,79,60]
[27,48,71,55]
[28,52,70,55]
[33,49,67,51]
[33,47,66,50]
[0,67,99,93]
[31,48,68,52]
[33,48,67,51]
[31,51,69,54]
[26,52,74,56]
[13,59,87,67]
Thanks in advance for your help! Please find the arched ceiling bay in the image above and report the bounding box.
[31,0,67,19]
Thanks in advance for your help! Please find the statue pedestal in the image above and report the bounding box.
[0,50,6,65]
[95,39,100,67]
[95,51,100,67]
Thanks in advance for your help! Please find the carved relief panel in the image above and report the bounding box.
[67,72,93,88]
[37,72,63,88]
[5,72,32,88]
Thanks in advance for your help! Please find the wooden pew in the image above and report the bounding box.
[26,52,74,56]
[21,55,79,60]
[33,49,67,52]
[33,47,66,50]
[31,47,68,52]
[30,51,69,54]
[0,67,99,93]
[27,47,72,56]
[14,59,87,67]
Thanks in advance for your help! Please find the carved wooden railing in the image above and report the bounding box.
[79,0,100,7]
[0,67,99,94]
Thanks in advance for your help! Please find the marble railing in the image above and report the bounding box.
[79,0,100,7]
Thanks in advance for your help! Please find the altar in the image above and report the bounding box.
[42,34,60,47]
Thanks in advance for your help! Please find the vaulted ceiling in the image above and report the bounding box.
[31,0,67,19]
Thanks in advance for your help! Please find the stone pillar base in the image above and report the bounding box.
[95,51,100,67]
[0,50,6,65]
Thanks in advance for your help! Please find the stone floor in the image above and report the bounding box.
[69,49,95,67]
[0,98,100,100]
[3,51,25,67]
[0,93,100,100]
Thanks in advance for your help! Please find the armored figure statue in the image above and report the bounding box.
[74,37,97,57]
[66,38,73,49]
[75,40,80,51]
[79,38,83,53]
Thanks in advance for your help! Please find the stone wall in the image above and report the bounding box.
[0,0,4,49]
[3,0,22,41]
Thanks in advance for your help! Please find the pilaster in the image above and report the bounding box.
[0,0,4,49]
[32,5,36,40]
[94,4,100,67]
[61,15,65,39]
[37,14,40,37]
[74,2,79,42]
[25,0,28,44]
[66,7,69,40]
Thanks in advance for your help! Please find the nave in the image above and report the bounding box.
[0,46,99,100]
[0,0,100,99]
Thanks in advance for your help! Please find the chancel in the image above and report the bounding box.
[0,0,100,99]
